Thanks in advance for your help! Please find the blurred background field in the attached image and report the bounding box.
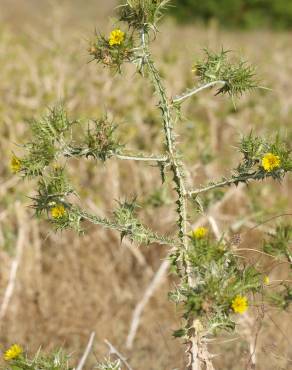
[170,0,292,29]
[0,1,291,369]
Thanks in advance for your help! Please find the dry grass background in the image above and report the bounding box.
[0,1,291,369]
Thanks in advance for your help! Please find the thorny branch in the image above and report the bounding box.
[78,208,177,247]
[64,146,168,163]
[140,28,213,370]
[187,172,256,197]
[172,80,226,104]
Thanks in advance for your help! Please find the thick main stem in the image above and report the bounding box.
[141,31,212,370]
[147,59,188,245]
[141,33,187,247]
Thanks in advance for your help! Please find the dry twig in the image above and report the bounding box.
[76,332,96,370]
[105,339,133,370]
[0,203,27,322]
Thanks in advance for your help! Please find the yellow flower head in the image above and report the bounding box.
[4,344,23,361]
[10,155,21,173]
[191,227,208,239]
[231,295,248,314]
[51,204,66,219]
[191,64,198,75]
[53,163,62,171]
[261,153,281,172]
[263,275,270,285]
[109,29,125,46]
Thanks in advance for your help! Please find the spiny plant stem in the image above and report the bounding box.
[78,209,177,247]
[172,80,226,104]
[141,30,209,370]
[141,31,187,247]
[115,153,168,162]
[188,172,256,197]
[64,146,167,163]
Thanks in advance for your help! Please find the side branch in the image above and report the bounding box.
[187,172,256,197]
[115,153,168,162]
[64,147,167,163]
[172,81,226,104]
[77,209,177,247]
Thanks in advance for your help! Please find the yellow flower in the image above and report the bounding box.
[263,275,270,285]
[231,295,248,314]
[10,155,21,173]
[4,344,23,361]
[109,29,125,46]
[53,163,62,171]
[190,227,208,239]
[261,153,281,172]
[192,64,199,76]
[51,204,66,219]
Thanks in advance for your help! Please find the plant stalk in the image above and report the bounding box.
[187,172,256,197]
[140,29,213,370]
[173,80,226,104]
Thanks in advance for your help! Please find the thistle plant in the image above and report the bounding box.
[1,345,71,370]
[9,0,292,369]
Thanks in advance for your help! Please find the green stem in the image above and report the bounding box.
[64,146,167,163]
[77,209,177,247]
[172,80,226,104]
[187,172,257,197]
[141,30,188,247]
[140,29,215,370]
[115,153,167,162]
